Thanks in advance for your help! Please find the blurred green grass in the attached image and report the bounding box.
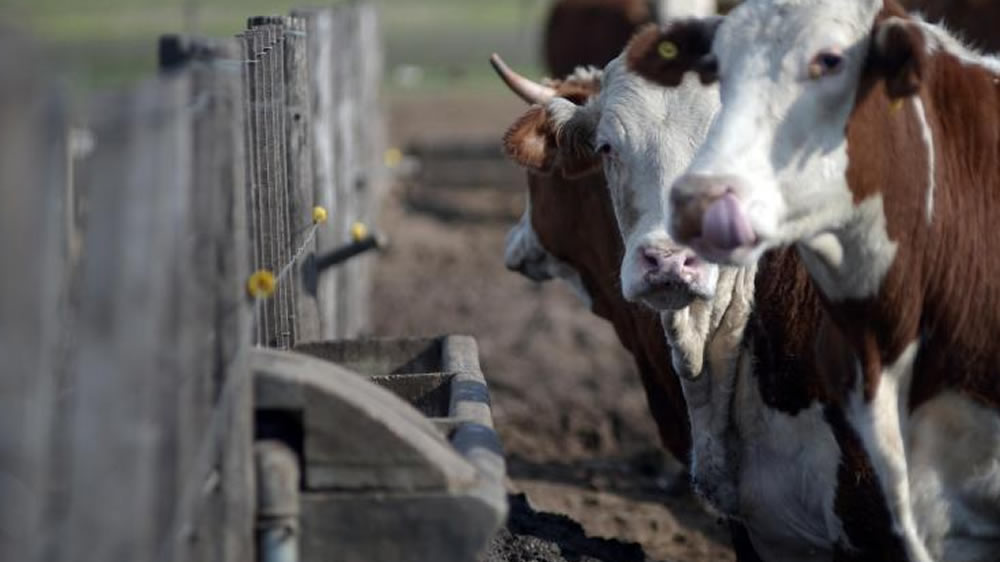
[5,0,551,92]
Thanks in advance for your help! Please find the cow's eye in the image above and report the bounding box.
[808,50,843,79]
[596,142,613,155]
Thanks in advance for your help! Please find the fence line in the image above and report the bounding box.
[0,3,384,560]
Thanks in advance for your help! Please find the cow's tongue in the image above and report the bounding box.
[702,193,755,250]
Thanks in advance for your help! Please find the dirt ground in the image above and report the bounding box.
[371,90,735,562]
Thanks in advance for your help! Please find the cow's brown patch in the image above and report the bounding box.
[625,20,721,88]
[837,2,1000,411]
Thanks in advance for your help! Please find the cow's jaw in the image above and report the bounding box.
[669,0,882,267]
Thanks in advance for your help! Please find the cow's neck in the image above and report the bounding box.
[802,38,1000,408]
[746,247,832,411]
[661,265,755,385]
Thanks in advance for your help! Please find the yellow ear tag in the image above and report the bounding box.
[247,269,277,299]
[889,98,904,114]
[312,206,328,224]
[658,41,679,60]
[350,221,368,242]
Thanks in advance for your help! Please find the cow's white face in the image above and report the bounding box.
[669,0,882,265]
[589,57,722,309]
[500,55,722,311]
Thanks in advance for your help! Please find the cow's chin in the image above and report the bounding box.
[632,279,715,312]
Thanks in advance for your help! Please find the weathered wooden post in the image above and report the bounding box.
[295,2,384,340]
[0,36,69,562]
[16,33,256,562]
[158,35,255,562]
[282,15,322,343]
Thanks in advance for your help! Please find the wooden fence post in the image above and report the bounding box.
[0,36,69,562]
[63,72,195,562]
[295,2,384,340]
[158,35,255,562]
[295,7,340,340]
[283,15,321,343]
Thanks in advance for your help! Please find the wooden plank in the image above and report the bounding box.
[242,30,267,346]
[64,73,193,561]
[350,1,385,337]
[0,37,68,562]
[294,7,340,339]
[330,3,359,338]
[268,20,294,350]
[158,35,254,562]
[283,3,385,341]
[282,15,321,344]
[257,27,279,348]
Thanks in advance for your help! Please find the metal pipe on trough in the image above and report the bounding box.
[255,440,300,562]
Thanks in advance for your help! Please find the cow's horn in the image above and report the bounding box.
[489,53,556,104]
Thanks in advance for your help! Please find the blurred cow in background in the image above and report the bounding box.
[900,0,1000,51]
[542,0,716,77]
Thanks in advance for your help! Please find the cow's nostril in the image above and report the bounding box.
[642,250,661,271]
[683,255,699,268]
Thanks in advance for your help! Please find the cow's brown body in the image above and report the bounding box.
[838,4,1000,411]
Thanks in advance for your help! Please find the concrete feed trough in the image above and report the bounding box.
[253,335,507,562]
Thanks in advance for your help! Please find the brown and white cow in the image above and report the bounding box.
[492,58,776,561]
[627,1,1000,559]
[498,48,906,560]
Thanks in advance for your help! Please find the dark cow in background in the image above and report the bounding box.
[543,0,655,77]
[903,0,1000,51]
[542,0,716,77]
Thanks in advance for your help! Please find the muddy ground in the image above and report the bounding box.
[370,90,735,562]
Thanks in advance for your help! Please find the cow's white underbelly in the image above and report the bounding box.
[732,361,843,561]
[908,391,1000,561]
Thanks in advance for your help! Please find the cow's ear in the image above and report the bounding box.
[626,18,723,87]
[548,98,601,179]
[503,105,558,174]
[870,17,926,99]
[502,99,599,178]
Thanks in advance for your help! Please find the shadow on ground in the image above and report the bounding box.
[482,493,653,562]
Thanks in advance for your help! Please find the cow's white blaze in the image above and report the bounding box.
[910,97,937,224]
